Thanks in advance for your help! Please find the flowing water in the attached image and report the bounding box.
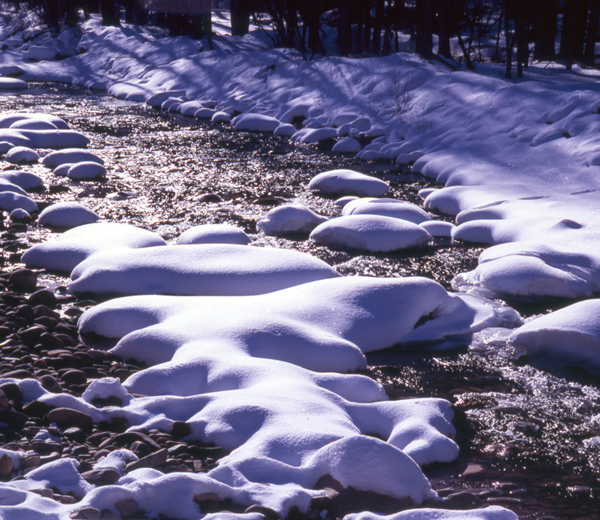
[1,85,599,519]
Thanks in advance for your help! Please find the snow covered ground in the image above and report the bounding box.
[1,10,600,520]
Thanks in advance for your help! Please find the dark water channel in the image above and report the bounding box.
[2,85,600,519]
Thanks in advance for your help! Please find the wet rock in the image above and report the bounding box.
[0,368,32,379]
[18,326,47,346]
[461,463,486,478]
[39,333,65,350]
[0,390,9,409]
[81,468,121,486]
[23,400,54,418]
[0,453,14,477]
[115,499,138,517]
[28,289,57,308]
[21,452,41,470]
[46,407,93,431]
[63,427,87,443]
[244,505,280,520]
[39,374,63,393]
[444,491,483,508]
[70,507,101,520]
[125,448,168,472]
[8,269,37,292]
[61,369,87,386]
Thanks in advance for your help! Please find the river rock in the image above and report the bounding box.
[46,407,93,431]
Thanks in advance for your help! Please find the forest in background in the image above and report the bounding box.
[3,0,600,78]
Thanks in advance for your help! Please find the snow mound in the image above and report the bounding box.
[345,506,517,520]
[10,119,57,130]
[452,241,600,299]
[68,244,339,296]
[0,170,43,190]
[420,221,455,238]
[0,178,28,196]
[310,215,433,252]
[257,204,328,235]
[42,149,104,168]
[146,90,187,108]
[67,161,107,180]
[333,137,362,153]
[53,163,74,177]
[0,192,38,213]
[233,113,280,132]
[508,299,600,373]
[177,224,251,245]
[21,222,167,272]
[212,111,231,123]
[39,202,100,228]
[292,127,338,144]
[5,145,38,164]
[342,198,432,224]
[309,169,389,197]
[20,129,90,149]
[0,77,27,89]
[0,113,69,129]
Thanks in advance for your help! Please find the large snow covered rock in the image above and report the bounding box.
[342,198,432,224]
[21,223,167,272]
[0,192,38,213]
[309,169,389,197]
[345,506,518,520]
[42,149,104,168]
[0,113,69,129]
[233,113,280,133]
[177,224,251,245]
[68,244,339,296]
[38,202,100,228]
[257,204,328,235]
[310,215,433,252]
[452,241,600,299]
[0,170,44,191]
[0,77,27,89]
[5,146,39,164]
[508,300,600,374]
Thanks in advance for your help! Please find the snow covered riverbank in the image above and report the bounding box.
[2,11,600,520]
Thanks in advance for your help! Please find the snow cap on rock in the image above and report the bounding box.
[177,224,251,245]
[39,202,100,228]
[342,198,432,224]
[309,169,389,197]
[257,204,328,235]
[310,215,433,252]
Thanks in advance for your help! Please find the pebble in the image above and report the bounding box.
[46,407,94,431]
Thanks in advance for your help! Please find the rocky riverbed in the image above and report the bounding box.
[0,85,599,519]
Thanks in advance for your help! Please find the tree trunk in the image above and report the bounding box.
[415,0,433,59]
[561,0,589,68]
[339,0,352,56]
[231,0,251,36]
[585,0,599,64]
[101,0,120,26]
[42,0,60,27]
[437,0,451,58]
[515,2,527,77]
[371,0,384,54]
[533,0,558,60]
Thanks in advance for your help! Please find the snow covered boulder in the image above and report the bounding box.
[342,198,431,224]
[233,113,280,133]
[67,161,106,180]
[20,130,90,149]
[508,300,600,374]
[0,192,38,213]
[0,170,44,191]
[309,169,389,197]
[292,127,338,144]
[177,224,250,245]
[39,202,100,228]
[345,506,518,520]
[194,108,216,119]
[53,163,74,177]
[10,208,32,223]
[310,215,433,252]
[21,223,167,272]
[257,204,328,235]
[0,113,69,129]
[0,77,27,90]
[420,220,455,238]
[42,149,104,168]
[332,137,362,153]
[273,123,296,136]
[68,244,339,296]
[5,146,38,164]
[452,242,600,300]
[0,130,31,147]
[146,90,187,108]
[211,111,231,124]
[178,100,204,116]
[10,119,57,130]
[0,179,28,196]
